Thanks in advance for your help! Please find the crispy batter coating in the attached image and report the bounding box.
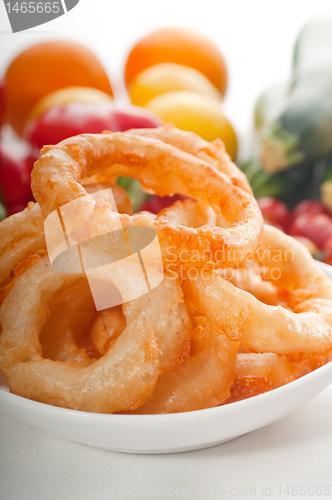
[31,126,263,269]
[226,353,307,403]
[0,257,160,413]
[124,317,239,414]
[184,226,332,355]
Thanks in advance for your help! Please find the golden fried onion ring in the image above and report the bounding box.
[0,256,162,412]
[39,279,96,366]
[226,353,307,404]
[184,225,332,354]
[0,258,195,412]
[0,182,131,289]
[125,316,239,414]
[90,272,191,374]
[126,124,251,192]
[31,126,263,268]
[0,203,45,288]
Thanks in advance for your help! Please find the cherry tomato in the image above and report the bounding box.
[140,194,187,214]
[322,235,332,253]
[24,102,162,150]
[257,197,291,231]
[293,199,330,219]
[290,213,332,249]
[0,145,31,205]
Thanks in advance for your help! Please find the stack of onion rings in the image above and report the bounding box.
[0,125,331,414]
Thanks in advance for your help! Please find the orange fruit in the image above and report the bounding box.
[125,28,228,96]
[5,41,113,137]
[146,91,237,160]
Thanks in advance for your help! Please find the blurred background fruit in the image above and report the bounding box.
[0,145,33,215]
[128,63,222,107]
[0,78,5,129]
[292,199,330,218]
[140,194,187,215]
[290,212,332,249]
[25,98,162,151]
[256,197,292,232]
[145,90,237,159]
[256,194,332,264]
[4,40,113,137]
[124,28,228,96]
[27,86,113,124]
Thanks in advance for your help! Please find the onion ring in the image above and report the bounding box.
[226,353,307,403]
[113,272,191,374]
[184,225,332,354]
[126,124,251,192]
[31,126,263,268]
[0,182,131,290]
[0,256,161,413]
[218,260,289,308]
[40,271,191,375]
[39,278,96,365]
[125,316,238,414]
[0,252,44,310]
[0,203,46,287]
[90,305,126,357]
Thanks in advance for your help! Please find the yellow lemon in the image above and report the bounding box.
[129,63,222,107]
[146,90,237,160]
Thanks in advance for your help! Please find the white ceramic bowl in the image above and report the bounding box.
[1,262,332,455]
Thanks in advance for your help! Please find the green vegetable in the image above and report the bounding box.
[254,82,289,132]
[320,156,332,211]
[261,16,332,173]
[293,16,332,85]
[117,177,150,213]
[0,202,6,221]
[240,158,315,206]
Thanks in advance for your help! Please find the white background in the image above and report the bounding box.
[1,2,332,499]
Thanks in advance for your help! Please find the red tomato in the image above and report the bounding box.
[0,145,32,205]
[25,148,40,174]
[293,199,330,219]
[257,197,291,231]
[6,201,28,216]
[24,102,162,150]
[290,213,332,249]
[322,235,332,253]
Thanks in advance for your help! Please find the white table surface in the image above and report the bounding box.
[1,2,332,499]
[1,383,332,500]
